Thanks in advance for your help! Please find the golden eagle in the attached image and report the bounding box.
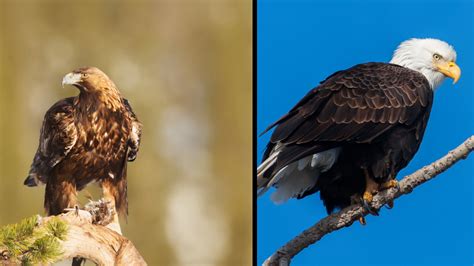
[257,38,460,216]
[24,67,142,224]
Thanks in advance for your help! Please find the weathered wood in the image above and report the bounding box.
[52,211,146,265]
[0,200,147,265]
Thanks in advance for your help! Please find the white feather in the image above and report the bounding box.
[297,156,311,170]
[257,150,279,176]
[257,144,283,196]
[390,38,457,90]
[270,167,321,204]
[264,147,341,204]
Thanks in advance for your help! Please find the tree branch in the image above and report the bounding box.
[0,200,147,265]
[264,135,474,266]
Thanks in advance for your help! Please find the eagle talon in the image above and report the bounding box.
[64,205,81,215]
[362,200,379,216]
[363,191,373,203]
[385,200,394,209]
[362,192,379,216]
[381,179,399,190]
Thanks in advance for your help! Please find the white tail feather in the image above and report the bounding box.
[270,165,321,204]
[258,147,341,203]
[257,150,279,176]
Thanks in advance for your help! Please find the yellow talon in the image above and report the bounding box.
[359,217,366,225]
[363,191,373,203]
[381,179,399,190]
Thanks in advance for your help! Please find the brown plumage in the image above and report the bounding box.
[25,66,142,218]
[257,63,433,213]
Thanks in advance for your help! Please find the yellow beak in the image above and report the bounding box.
[436,61,461,84]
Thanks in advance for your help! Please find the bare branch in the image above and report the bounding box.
[264,135,474,266]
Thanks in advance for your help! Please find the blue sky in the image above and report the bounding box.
[257,0,474,265]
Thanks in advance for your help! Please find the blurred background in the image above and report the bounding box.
[0,0,251,265]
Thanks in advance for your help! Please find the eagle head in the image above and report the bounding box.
[390,38,461,90]
[62,66,117,93]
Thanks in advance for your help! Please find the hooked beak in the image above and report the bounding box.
[62,72,82,88]
[436,61,461,84]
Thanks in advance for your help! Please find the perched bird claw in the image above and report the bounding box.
[63,205,81,216]
[381,179,399,191]
[362,192,379,216]
[362,200,379,216]
[394,181,400,191]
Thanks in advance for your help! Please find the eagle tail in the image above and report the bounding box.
[257,147,342,203]
[102,159,128,219]
[256,150,280,196]
[114,175,128,218]
[117,156,129,218]
[269,166,321,204]
[23,174,38,187]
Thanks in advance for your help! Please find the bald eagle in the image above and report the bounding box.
[24,67,142,230]
[257,38,460,215]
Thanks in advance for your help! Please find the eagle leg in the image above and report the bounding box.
[101,182,122,235]
[362,168,380,216]
[351,193,377,218]
[380,179,398,209]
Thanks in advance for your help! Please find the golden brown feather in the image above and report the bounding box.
[25,66,142,218]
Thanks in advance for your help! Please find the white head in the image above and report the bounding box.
[390,38,461,90]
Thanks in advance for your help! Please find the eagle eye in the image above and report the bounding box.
[82,73,88,78]
[433,54,442,60]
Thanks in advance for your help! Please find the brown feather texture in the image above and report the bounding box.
[25,67,142,218]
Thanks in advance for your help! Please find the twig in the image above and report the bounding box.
[264,135,474,266]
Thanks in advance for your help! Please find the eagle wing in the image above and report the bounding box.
[100,98,141,217]
[25,98,78,186]
[262,63,432,177]
[123,98,142,161]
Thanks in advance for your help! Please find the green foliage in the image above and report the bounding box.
[0,216,68,264]
[47,217,68,241]
[0,216,38,259]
